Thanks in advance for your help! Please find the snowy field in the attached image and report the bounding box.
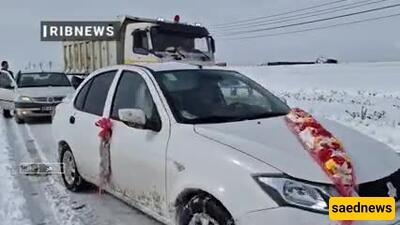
[0,62,399,224]
[237,62,400,152]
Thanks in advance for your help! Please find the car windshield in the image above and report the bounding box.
[17,73,71,88]
[151,28,211,54]
[153,70,290,124]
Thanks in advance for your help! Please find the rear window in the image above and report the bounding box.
[17,73,71,88]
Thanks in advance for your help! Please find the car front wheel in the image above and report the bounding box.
[60,147,87,191]
[178,195,234,225]
[14,114,25,124]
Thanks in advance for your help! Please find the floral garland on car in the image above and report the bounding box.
[95,117,113,194]
[285,108,355,197]
[286,108,355,225]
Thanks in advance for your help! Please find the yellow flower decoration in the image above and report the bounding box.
[324,159,337,173]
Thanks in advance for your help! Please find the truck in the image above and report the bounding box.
[63,15,216,73]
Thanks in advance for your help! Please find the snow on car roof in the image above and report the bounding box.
[130,62,200,72]
[88,63,232,77]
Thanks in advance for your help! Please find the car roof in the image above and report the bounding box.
[130,62,202,72]
[87,63,234,78]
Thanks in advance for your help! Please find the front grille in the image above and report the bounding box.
[32,96,65,103]
[32,97,47,102]
[358,169,400,201]
[31,110,52,113]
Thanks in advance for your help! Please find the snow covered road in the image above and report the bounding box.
[0,117,162,225]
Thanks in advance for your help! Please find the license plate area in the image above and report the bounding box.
[41,106,54,111]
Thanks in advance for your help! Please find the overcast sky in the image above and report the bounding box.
[1,0,400,70]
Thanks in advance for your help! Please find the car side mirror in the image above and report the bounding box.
[118,108,146,128]
[210,37,216,53]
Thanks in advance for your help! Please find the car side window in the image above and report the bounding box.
[75,70,116,115]
[111,71,158,122]
[132,30,149,55]
[74,79,92,111]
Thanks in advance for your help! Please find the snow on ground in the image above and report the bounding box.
[24,123,161,225]
[0,118,32,224]
[237,62,400,151]
[0,115,161,225]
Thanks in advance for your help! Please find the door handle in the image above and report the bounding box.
[69,115,75,124]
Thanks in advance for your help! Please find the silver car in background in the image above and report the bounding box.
[13,72,75,123]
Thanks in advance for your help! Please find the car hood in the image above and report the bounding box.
[194,116,400,184]
[16,86,74,98]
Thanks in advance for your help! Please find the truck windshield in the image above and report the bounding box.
[153,70,290,124]
[17,73,71,88]
[151,28,211,54]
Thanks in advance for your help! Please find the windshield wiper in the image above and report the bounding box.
[165,47,186,59]
[149,50,164,58]
[237,112,288,121]
[187,112,288,124]
[188,115,246,124]
[175,47,187,59]
[193,49,211,61]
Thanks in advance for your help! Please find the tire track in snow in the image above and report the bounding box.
[21,123,103,225]
[24,122,162,225]
[0,117,33,225]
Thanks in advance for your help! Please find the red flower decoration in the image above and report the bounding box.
[287,108,356,225]
[312,127,332,137]
[95,118,112,141]
[286,108,355,198]
[332,155,346,165]
[317,148,333,163]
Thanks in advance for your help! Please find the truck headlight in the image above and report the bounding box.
[254,176,337,213]
[18,96,32,102]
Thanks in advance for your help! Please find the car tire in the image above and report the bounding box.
[14,115,25,124]
[177,194,234,225]
[60,147,87,192]
[3,109,12,119]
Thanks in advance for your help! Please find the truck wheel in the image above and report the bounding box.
[14,115,25,124]
[60,147,87,192]
[177,194,234,225]
[3,109,12,119]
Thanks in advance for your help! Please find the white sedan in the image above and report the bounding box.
[0,71,75,123]
[53,62,400,225]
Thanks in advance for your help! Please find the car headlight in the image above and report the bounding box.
[18,96,32,102]
[254,175,338,214]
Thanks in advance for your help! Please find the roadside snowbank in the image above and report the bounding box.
[237,62,400,151]
[0,118,32,225]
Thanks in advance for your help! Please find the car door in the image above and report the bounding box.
[106,69,170,216]
[0,71,16,109]
[69,70,118,181]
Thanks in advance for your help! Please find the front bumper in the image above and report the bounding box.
[15,102,59,118]
[237,207,400,225]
